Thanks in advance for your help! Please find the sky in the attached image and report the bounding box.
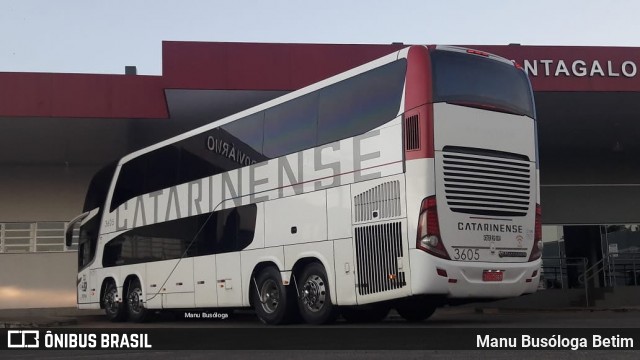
[1,0,640,75]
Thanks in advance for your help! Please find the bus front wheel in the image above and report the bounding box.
[103,281,126,322]
[297,262,338,325]
[251,266,294,325]
[126,278,148,322]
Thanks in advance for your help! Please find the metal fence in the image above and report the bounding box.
[603,252,640,287]
[0,222,78,253]
[541,256,588,289]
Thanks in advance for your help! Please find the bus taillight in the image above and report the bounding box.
[529,204,543,261]
[466,49,489,57]
[417,196,450,259]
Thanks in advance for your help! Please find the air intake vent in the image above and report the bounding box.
[354,181,401,223]
[442,146,531,217]
[405,114,420,150]
[355,222,405,295]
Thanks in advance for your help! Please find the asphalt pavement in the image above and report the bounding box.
[3,307,640,359]
[3,305,640,328]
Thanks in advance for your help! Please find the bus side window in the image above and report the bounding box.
[111,145,180,211]
[112,157,147,211]
[194,214,218,256]
[222,209,240,252]
[145,145,180,196]
[102,237,125,267]
[213,205,257,254]
[263,93,318,159]
[318,59,406,146]
[222,112,265,156]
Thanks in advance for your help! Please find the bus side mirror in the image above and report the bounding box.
[65,211,92,247]
[65,225,75,247]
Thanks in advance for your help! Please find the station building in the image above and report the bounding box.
[1,41,640,295]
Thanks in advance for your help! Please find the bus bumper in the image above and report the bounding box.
[409,249,541,298]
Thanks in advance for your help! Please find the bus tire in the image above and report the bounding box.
[341,304,390,323]
[297,262,338,325]
[126,278,148,322]
[251,266,293,325]
[103,281,126,322]
[395,298,436,322]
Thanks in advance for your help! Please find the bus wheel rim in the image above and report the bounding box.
[128,287,143,314]
[105,288,118,314]
[260,279,280,314]
[301,275,326,313]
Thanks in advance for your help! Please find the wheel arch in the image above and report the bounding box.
[122,273,143,302]
[248,261,282,307]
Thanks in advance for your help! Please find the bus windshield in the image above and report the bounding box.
[431,49,535,119]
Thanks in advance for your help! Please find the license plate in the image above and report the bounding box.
[483,270,503,282]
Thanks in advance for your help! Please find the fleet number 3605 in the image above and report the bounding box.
[453,248,480,260]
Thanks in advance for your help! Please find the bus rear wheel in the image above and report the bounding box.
[395,297,436,322]
[126,278,148,322]
[251,266,295,325]
[103,281,126,322]
[297,262,338,325]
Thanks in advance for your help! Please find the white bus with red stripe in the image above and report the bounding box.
[66,45,541,325]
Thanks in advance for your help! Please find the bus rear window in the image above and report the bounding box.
[431,50,535,119]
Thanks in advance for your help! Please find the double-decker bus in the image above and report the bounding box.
[65,45,541,325]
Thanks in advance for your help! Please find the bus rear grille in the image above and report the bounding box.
[355,222,405,295]
[354,180,401,222]
[442,146,531,217]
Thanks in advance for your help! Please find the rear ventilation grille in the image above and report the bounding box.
[442,146,531,217]
[354,181,401,223]
[405,114,420,150]
[355,222,406,295]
